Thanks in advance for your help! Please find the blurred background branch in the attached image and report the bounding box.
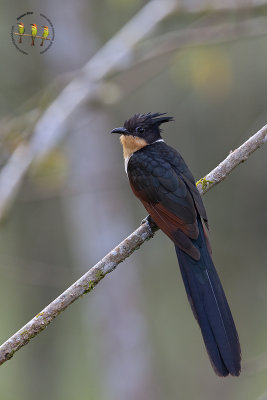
[0,0,178,221]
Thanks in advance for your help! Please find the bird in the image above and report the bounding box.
[30,23,37,46]
[40,25,49,46]
[17,22,25,44]
[111,112,241,376]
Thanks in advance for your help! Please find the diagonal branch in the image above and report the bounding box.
[196,123,267,194]
[0,123,266,366]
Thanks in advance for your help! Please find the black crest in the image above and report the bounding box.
[124,112,173,132]
[111,112,173,144]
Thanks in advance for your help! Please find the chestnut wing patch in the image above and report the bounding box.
[129,160,200,260]
[142,200,200,260]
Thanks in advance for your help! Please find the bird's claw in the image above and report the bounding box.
[141,215,158,233]
[141,215,152,225]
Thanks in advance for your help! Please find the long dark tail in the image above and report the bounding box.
[175,218,241,376]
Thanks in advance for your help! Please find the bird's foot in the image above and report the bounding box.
[141,215,152,225]
[141,215,158,233]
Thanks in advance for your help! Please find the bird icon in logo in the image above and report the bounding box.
[30,23,37,46]
[40,25,49,46]
[17,22,25,44]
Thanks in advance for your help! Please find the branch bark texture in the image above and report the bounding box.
[196,123,267,194]
[0,124,266,366]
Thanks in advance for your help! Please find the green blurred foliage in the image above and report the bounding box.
[170,47,233,99]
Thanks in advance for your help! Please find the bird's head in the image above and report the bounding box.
[42,25,49,31]
[111,112,173,159]
[17,22,24,27]
[111,113,173,159]
[30,24,37,28]
[111,112,173,143]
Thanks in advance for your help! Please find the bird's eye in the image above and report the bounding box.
[136,126,145,134]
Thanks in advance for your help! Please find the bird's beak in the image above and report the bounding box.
[110,127,128,135]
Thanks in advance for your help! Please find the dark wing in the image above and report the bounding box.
[128,145,205,260]
[167,147,208,228]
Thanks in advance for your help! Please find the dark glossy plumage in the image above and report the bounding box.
[112,113,241,376]
[175,221,241,376]
[128,142,208,259]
